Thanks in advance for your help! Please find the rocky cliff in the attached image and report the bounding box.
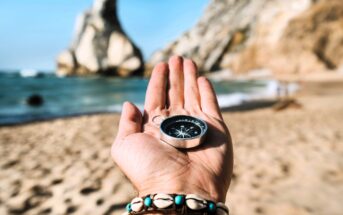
[149,0,343,75]
[57,0,143,77]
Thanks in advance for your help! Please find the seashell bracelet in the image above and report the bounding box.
[123,193,229,215]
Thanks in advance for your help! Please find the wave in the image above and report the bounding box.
[217,80,299,109]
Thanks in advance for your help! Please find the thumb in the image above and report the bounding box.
[116,101,142,140]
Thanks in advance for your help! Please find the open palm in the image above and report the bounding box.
[111,56,233,202]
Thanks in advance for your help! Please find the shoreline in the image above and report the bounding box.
[1,76,339,126]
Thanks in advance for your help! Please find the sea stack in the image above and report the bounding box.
[56,0,143,77]
[148,0,343,75]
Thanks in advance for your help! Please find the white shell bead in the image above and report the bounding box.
[216,202,229,215]
[131,197,144,212]
[153,193,174,208]
[185,194,207,210]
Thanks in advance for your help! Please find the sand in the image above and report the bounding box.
[0,81,343,215]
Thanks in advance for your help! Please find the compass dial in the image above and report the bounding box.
[160,115,207,140]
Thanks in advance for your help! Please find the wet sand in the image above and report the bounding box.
[0,81,342,215]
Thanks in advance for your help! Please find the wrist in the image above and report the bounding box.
[137,179,226,202]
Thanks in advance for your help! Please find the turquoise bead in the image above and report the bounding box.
[208,202,216,213]
[144,197,152,207]
[174,195,184,205]
[126,203,132,212]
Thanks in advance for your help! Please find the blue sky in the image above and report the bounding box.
[0,0,208,71]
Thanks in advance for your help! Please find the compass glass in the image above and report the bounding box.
[160,115,207,139]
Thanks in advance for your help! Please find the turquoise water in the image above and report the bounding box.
[0,72,272,125]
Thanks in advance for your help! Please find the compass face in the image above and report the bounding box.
[160,115,207,140]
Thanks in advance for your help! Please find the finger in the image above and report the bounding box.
[167,56,184,109]
[198,77,223,120]
[116,102,143,140]
[184,59,201,110]
[144,63,168,111]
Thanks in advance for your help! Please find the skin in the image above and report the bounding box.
[111,56,233,202]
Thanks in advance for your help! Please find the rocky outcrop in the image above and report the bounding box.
[277,0,343,74]
[57,0,143,76]
[149,0,343,75]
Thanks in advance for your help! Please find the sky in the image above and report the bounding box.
[0,0,208,71]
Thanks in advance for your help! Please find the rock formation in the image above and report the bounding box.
[57,0,143,76]
[149,0,343,75]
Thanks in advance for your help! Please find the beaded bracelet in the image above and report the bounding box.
[123,194,229,215]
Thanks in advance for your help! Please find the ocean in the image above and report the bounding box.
[0,72,281,125]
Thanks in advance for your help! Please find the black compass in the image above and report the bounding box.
[159,115,208,148]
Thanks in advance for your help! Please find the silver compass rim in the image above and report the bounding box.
[159,115,208,140]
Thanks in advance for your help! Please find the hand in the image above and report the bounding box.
[111,56,233,202]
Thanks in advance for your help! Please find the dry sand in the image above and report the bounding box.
[0,82,342,215]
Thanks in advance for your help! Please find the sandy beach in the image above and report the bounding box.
[1,81,343,215]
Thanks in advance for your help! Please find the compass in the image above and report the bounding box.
[159,115,208,149]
